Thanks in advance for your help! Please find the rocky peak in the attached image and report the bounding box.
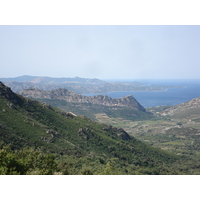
[118,95,145,111]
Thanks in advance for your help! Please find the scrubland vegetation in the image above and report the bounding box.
[1,82,200,175]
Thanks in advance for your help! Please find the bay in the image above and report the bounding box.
[84,79,200,108]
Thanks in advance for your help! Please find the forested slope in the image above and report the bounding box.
[0,82,185,174]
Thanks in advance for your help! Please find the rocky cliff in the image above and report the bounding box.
[19,87,146,112]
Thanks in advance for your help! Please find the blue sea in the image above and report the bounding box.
[85,79,200,108]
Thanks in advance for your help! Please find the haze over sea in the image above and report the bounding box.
[87,79,200,108]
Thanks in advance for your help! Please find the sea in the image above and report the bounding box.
[84,79,200,108]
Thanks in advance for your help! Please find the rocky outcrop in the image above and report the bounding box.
[114,127,131,140]
[19,87,146,111]
[103,126,131,140]
[161,97,200,117]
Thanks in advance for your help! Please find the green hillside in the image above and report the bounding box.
[34,98,153,121]
[0,82,187,175]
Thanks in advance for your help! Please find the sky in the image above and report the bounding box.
[1,25,200,80]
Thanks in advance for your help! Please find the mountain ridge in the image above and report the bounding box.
[1,75,172,94]
[19,87,146,111]
[18,87,153,121]
[161,97,200,118]
[0,75,105,84]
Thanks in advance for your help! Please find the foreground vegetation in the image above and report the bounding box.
[2,145,200,175]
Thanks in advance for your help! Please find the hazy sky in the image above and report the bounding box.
[1,25,200,79]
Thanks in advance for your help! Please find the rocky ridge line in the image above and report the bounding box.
[161,97,200,116]
[19,87,146,111]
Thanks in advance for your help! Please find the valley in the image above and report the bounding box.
[1,78,200,175]
[94,103,200,157]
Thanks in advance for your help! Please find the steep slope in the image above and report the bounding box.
[161,97,200,118]
[18,88,152,121]
[0,82,178,173]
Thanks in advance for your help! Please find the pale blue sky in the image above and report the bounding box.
[1,25,200,79]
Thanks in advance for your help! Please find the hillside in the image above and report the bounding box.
[0,81,182,175]
[18,87,145,109]
[18,87,152,121]
[83,96,200,174]
[161,97,200,118]
[103,97,200,160]
[1,75,174,94]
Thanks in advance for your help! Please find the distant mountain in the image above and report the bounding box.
[18,87,152,121]
[161,97,200,118]
[0,81,180,174]
[1,75,39,82]
[1,75,172,94]
[0,75,105,84]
